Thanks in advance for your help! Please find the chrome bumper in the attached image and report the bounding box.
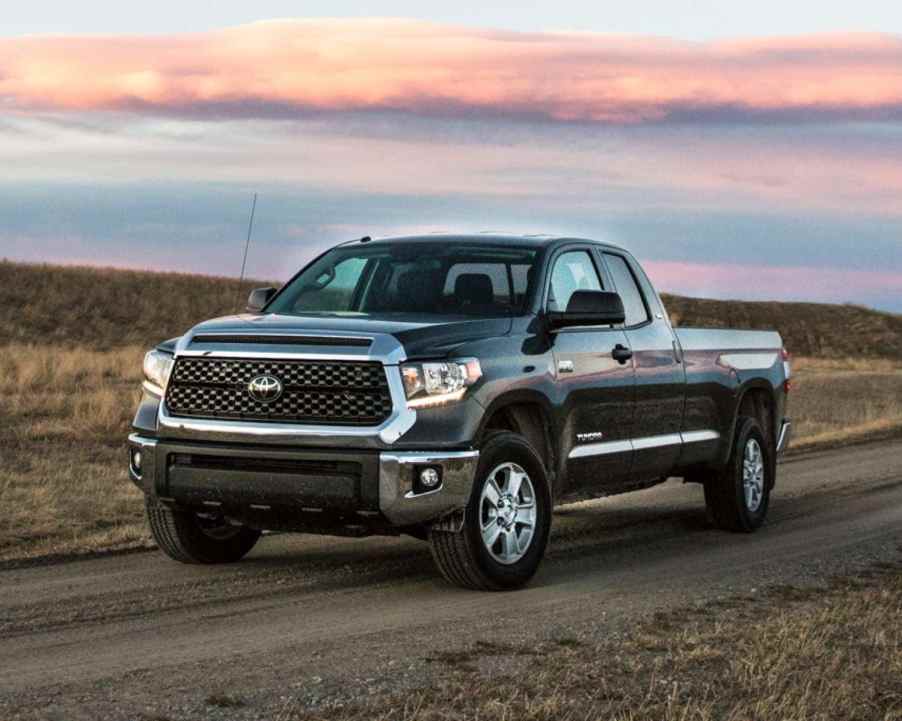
[128,434,478,528]
[776,419,792,455]
[379,450,479,526]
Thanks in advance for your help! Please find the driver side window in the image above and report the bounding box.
[547,250,603,312]
[292,256,367,311]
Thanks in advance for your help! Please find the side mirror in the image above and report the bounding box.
[547,290,625,329]
[246,287,277,313]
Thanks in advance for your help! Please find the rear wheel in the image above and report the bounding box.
[429,432,551,590]
[704,417,772,532]
[145,498,262,564]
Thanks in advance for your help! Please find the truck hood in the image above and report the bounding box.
[184,312,513,359]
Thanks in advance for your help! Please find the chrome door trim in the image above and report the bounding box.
[568,429,720,459]
[569,439,632,459]
[681,430,720,444]
[632,433,682,451]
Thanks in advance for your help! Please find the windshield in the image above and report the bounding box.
[267,243,540,318]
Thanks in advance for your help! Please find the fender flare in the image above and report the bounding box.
[476,389,560,487]
[720,378,778,466]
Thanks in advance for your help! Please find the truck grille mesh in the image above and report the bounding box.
[165,357,393,425]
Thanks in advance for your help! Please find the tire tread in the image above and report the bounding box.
[145,498,261,564]
[704,416,770,533]
[429,431,550,591]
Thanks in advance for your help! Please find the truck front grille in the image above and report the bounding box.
[165,357,393,426]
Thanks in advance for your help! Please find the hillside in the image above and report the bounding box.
[662,294,902,359]
[1,260,900,358]
[0,261,262,349]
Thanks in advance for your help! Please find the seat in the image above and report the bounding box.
[453,273,497,314]
[396,269,442,312]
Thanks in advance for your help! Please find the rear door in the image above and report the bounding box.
[599,251,686,482]
[548,247,636,495]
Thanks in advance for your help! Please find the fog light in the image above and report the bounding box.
[419,467,441,488]
[131,449,143,476]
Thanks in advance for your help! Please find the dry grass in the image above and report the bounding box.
[0,345,149,561]
[788,357,902,450]
[0,346,899,562]
[284,567,902,721]
[664,294,902,359]
[0,260,266,350]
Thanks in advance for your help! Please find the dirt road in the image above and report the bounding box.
[2,440,901,720]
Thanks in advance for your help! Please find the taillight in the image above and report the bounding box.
[782,347,792,392]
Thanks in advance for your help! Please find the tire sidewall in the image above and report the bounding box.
[464,433,552,588]
[730,417,772,530]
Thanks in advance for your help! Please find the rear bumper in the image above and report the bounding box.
[128,434,478,529]
[776,418,792,455]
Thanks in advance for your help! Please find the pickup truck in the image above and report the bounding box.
[129,234,791,590]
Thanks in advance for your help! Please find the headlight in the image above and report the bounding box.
[143,350,174,395]
[400,358,482,409]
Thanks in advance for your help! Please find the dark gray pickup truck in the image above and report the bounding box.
[130,234,791,590]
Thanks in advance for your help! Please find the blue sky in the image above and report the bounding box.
[1,8,900,310]
[4,1,901,38]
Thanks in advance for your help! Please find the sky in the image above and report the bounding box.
[2,5,901,311]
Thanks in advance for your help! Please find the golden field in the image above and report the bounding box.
[0,261,900,561]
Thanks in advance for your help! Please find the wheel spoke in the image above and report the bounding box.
[507,468,524,500]
[483,478,502,508]
[502,529,519,559]
[482,523,502,549]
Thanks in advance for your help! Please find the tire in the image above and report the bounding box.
[704,416,772,532]
[145,497,262,564]
[429,431,552,591]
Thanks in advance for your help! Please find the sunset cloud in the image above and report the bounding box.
[2,20,902,124]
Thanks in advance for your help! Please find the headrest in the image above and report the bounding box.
[397,269,441,310]
[454,273,494,306]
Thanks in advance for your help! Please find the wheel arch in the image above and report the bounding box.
[721,380,778,469]
[477,391,558,491]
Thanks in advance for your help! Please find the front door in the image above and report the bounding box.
[547,248,636,496]
[600,251,686,482]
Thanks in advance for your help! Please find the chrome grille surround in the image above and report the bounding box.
[156,329,416,446]
[166,357,392,425]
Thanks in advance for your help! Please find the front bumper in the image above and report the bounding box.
[128,434,478,529]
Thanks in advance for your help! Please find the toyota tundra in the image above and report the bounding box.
[129,235,791,590]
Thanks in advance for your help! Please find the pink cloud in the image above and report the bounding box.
[2,21,902,123]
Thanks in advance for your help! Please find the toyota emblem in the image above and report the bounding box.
[247,375,283,403]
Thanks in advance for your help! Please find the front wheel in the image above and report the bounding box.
[704,417,773,532]
[145,498,262,564]
[429,432,552,591]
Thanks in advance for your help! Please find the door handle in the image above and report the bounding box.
[612,344,633,364]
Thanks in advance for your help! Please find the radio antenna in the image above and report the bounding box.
[235,192,258,312]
